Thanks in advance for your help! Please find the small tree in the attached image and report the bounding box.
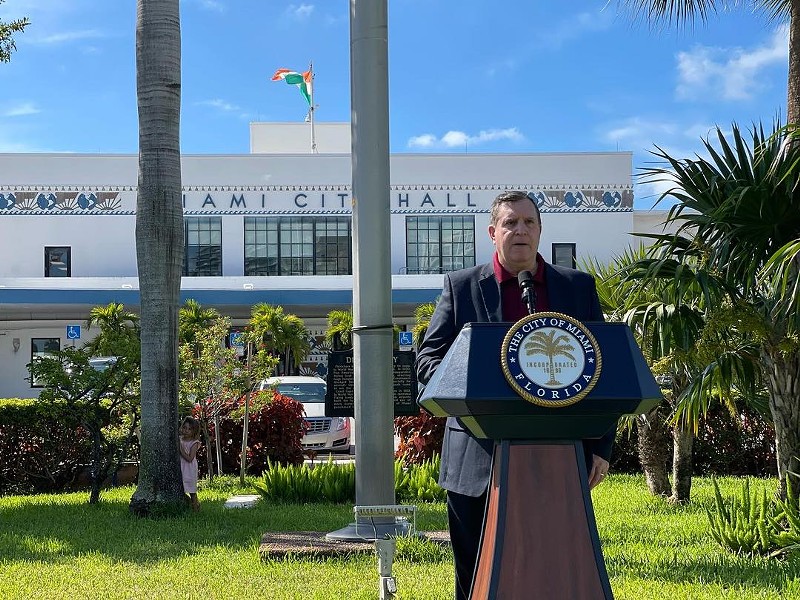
[179,315,239,478]
[0,1,29,63]
[28,347,140,504]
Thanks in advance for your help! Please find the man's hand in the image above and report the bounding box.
[588,455,610,490]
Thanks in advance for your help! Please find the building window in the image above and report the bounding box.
[30,337,60,388]
[244,216,352,276]
[406,216,475,274]
[552,243,576,269]
[184,217,222,276]
[45,246,71,277]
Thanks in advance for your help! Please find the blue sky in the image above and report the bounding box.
[0,0,789,208]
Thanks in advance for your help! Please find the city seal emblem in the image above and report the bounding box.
[501,311,602,407]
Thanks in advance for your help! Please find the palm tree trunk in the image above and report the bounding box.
[788,1,800,124]
[129,0,186,516]
[671,423,693,503]
[780,2,800,501]
[636,405,671,497]
[763,347,800,500]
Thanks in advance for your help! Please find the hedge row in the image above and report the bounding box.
[0,399,92,495]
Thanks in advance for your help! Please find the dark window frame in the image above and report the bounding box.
[44,246,71,277]
[405,215,476,274]
[184,217,223,276]
[30,337,60,388]
[243,216,352,276]
[552,243,577,269]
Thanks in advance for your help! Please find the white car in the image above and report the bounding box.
[257,376,352,453]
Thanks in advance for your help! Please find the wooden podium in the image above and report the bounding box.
[418,321,662,599]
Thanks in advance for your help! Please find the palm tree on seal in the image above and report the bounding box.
[525,329,577,386]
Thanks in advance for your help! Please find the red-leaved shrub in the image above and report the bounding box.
[0,399,91,494]
[394,412,445,465]
[202,390,306,475]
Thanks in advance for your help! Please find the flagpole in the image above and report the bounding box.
[309,62,317,153]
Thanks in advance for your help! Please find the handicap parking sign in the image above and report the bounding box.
[398,331,413,347]
[229,332,245,347]
[66,325,81,340]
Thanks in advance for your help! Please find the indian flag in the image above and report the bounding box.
[271,68,313,106]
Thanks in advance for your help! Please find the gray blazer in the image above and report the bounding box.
[416,261,614,497]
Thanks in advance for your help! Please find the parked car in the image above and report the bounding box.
[256,376,352,453]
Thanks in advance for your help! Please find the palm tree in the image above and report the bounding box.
[0,1,28,63]
[282,315,311,375]
[639,122,800,497]
[129,0,186,516]
[326,309,354,350]
[524,330,577,386]
[618,1,800,122]
[412,302,436,347]
[247,303,310,375]
[84,302,140,358]
[587,246,720,502]
[179,299,219,346]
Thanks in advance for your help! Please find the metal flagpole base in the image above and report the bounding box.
[325,519,411,541]
[326,504,417,541]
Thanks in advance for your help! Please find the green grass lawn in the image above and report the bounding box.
[0,475,798,599]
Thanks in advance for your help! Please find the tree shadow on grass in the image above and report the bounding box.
[0,494,355,565]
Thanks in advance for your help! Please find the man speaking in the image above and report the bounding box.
[416,190,614,600]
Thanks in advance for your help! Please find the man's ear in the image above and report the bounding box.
[488,225,496,242]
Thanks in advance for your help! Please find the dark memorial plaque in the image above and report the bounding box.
[325,350,418,417]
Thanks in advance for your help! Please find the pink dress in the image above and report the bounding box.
[180,438,200,493]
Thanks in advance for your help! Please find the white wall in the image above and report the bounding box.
[0,322,101,399]
[0,214,137,277]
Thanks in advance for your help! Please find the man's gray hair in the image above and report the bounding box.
[489,190,542,226]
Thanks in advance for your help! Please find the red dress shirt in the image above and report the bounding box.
[492,252,550,321]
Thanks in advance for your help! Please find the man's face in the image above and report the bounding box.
[488,199,541,275]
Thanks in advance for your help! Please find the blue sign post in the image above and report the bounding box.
[66,325,81,340]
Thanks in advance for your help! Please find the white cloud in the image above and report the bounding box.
[31,29,107,45]
[676,25,788,102]
[635,174,682,209]
[408,128,524,150]
[197,99,240,112]
[286,4,314,20]
[2,103,40,117]
[603,117,679,151]
[196,98,251,120]
[407,134,437,148]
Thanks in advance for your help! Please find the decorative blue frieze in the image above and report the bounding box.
[0,190,125,212]
[0,184,633,215]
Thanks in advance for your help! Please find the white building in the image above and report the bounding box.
[0,123,649,398]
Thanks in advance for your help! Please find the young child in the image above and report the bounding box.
[179,416,201,511]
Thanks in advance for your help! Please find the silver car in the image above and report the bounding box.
[257,376,352,453]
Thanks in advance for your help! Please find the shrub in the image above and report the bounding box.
[0,399,91,495]
[609,402,777,477]
[394,413,445,465]
[253,458,356,503]
[252,458,445,504]
[204,390,306,475]
[694,404,777,477]
[706,477,800,557]
[395,456,446,502]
